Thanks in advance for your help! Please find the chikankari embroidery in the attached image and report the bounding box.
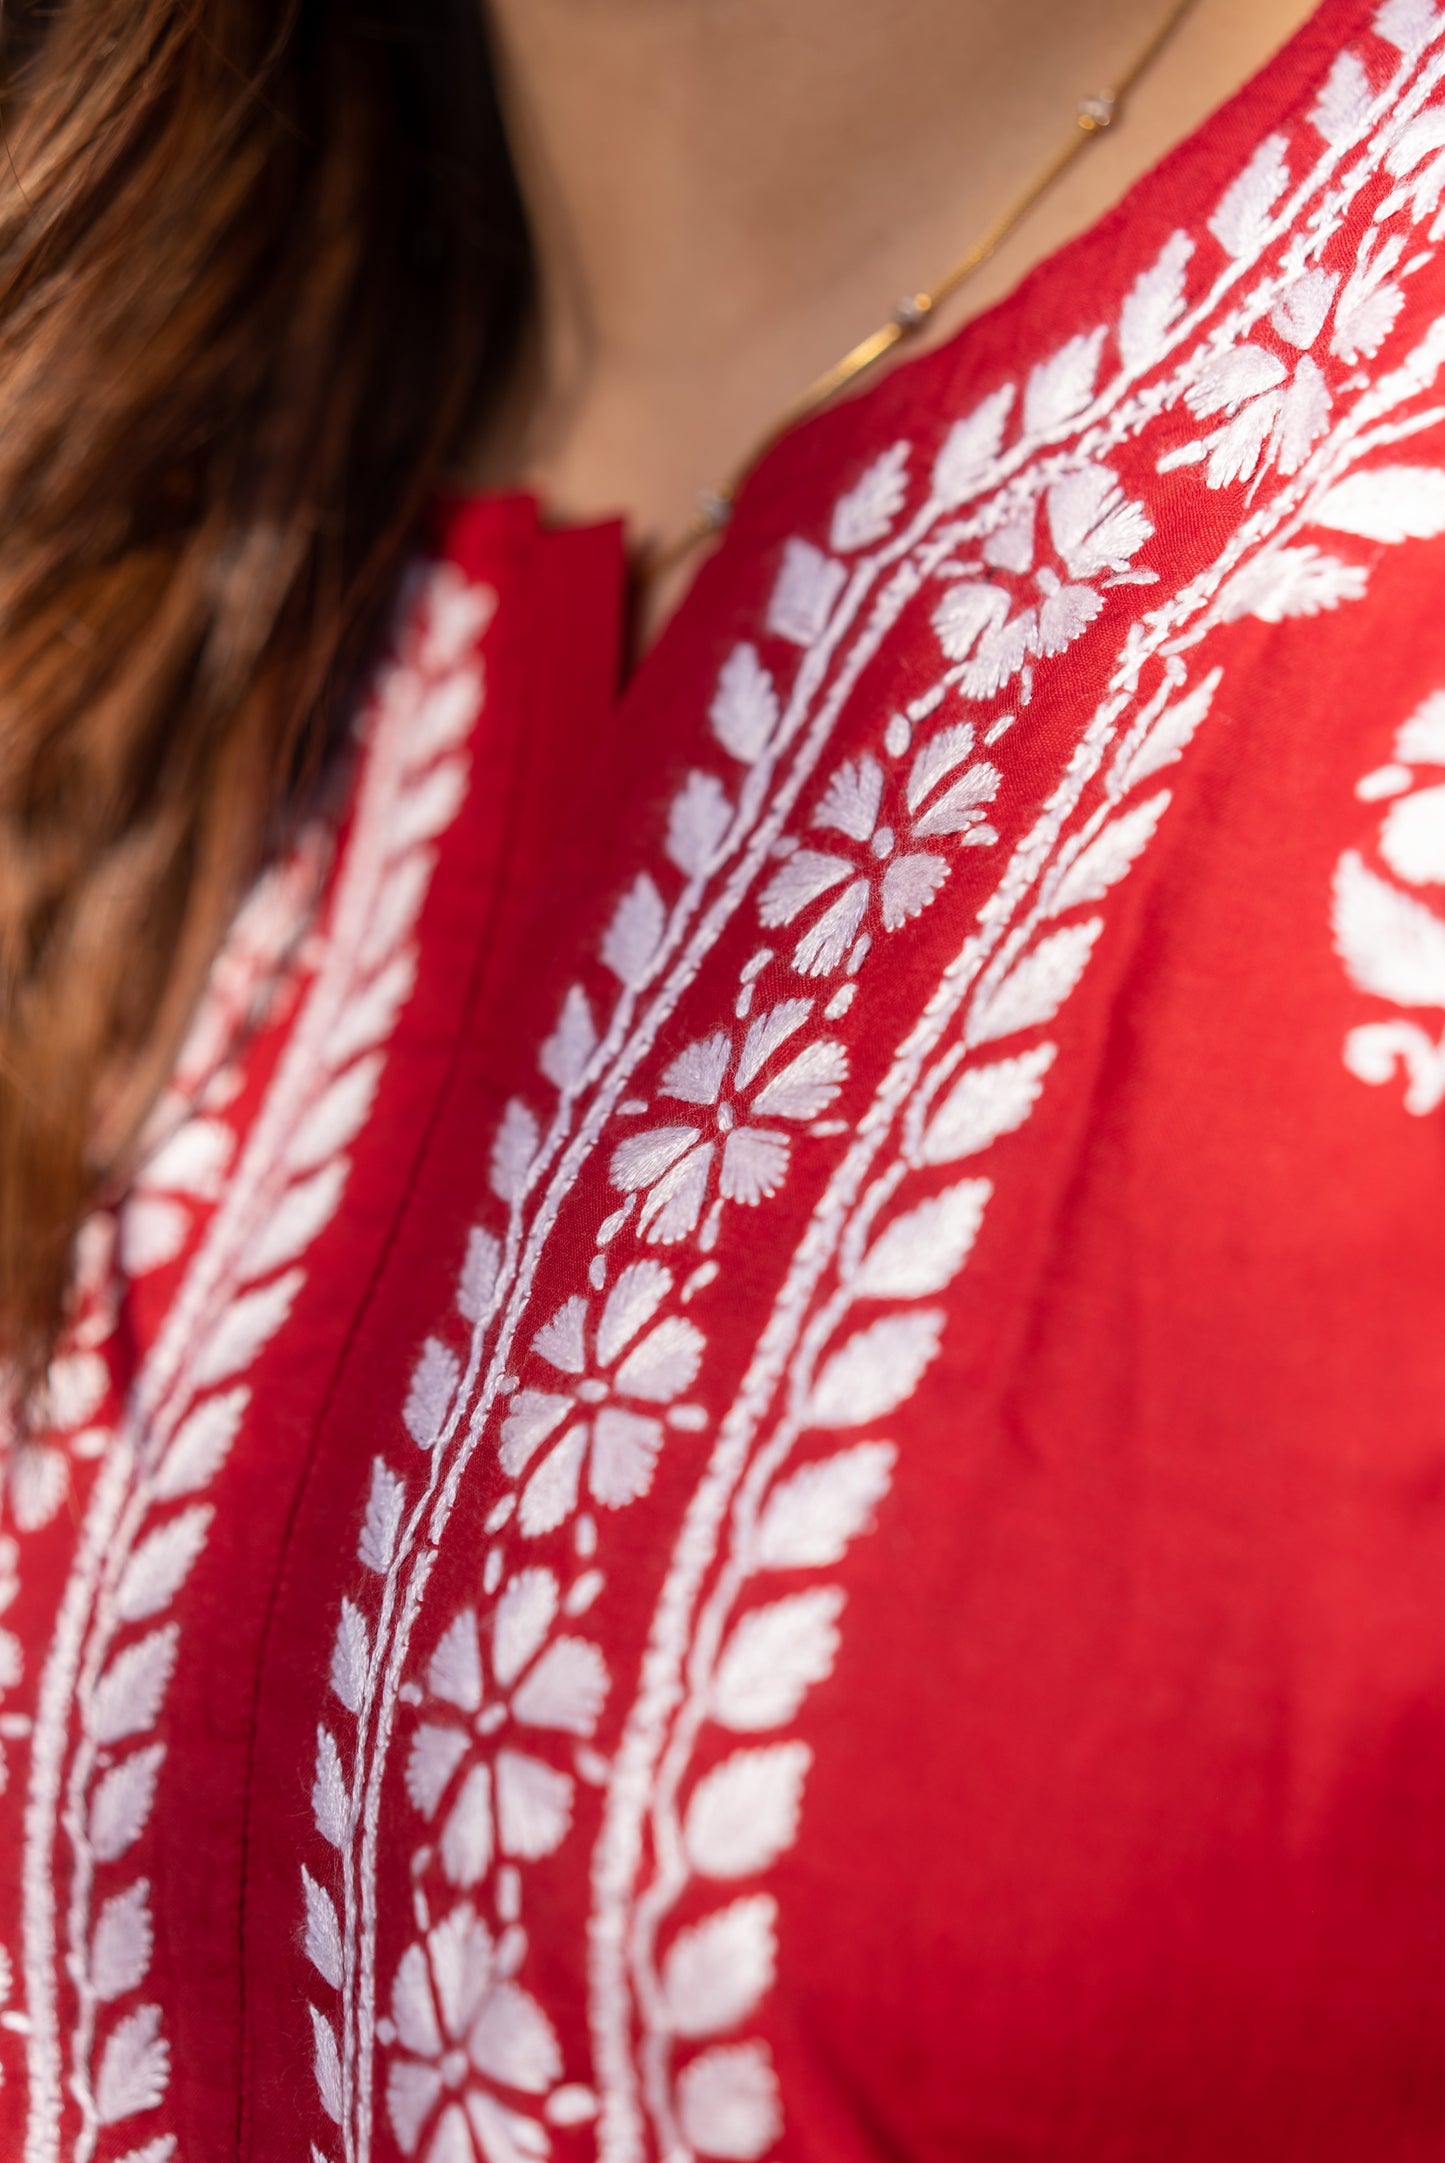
[14,564,491,2163]
[295,13,1445,2163]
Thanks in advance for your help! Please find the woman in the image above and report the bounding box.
[0,0,1441,2155]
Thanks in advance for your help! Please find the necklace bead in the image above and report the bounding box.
[1077,92,1118,132]
[695,488,734,535]
[893,293,933,332]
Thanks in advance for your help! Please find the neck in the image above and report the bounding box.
[474,0,1324,575]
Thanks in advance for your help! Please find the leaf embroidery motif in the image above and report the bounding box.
[682,1743,812,1879]
[753,1445,897,1571]
[1333,849,1445,1009]
[766,540,848,648]
[1311,465,1445,541]
[711,1594,844,1732]
[305,48,1445,2162]
[853,1183,992,1300]
[710,646,780,764]
[677,2043,782,2162]
[829,441,911,553]
[915,1046,1058,1166]
[659,1897,778,2039]
[965,921,1105,1049]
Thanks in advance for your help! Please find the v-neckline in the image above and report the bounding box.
[442,0,1374,715]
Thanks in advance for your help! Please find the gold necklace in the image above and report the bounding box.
[643,0,1203,581]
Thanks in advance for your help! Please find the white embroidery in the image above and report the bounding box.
[290,17,1445,2163]
[0,1211,127,1533]
[1336,688,1445,1111]
[930,459,1155,704]
[17,562,488,2162]
[502,1266,706,1532]
[589,25,1445,2153]
[1310,460,1445,538]
[402,1577,608,1882]
[828,442,911,554]
[1160,330,1332,486]
[764,542,848,649]
[1332,230,1408,360]
[609,1026,848,1244]
[379,1903,563,2163]
[756,727,1002,978]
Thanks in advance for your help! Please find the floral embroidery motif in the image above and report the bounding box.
[1161,290,1335,488]
[379,1902,568,2163]
[501,1266,707,1533]
[14,562,489,2163]
[757,731,1001,980]
[284,13,1445,2160]
[0,814,336,1551]
[931,460,1155,703]
[609,1024,848,1247]
[1,11,1439,2158]
[402,1574,609,1883]
[1335,687,1445,1111]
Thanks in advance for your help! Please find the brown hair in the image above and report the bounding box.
[0,0,528,1389]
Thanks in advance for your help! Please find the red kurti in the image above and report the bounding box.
[6,2,1445,2156]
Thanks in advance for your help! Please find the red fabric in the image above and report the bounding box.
[5,2,1445,2157]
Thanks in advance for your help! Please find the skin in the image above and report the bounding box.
[470,0,1327,631]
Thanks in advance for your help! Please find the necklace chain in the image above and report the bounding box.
[641,0,1203,582]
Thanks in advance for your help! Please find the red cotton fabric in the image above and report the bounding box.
[4,3,1445,2157]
